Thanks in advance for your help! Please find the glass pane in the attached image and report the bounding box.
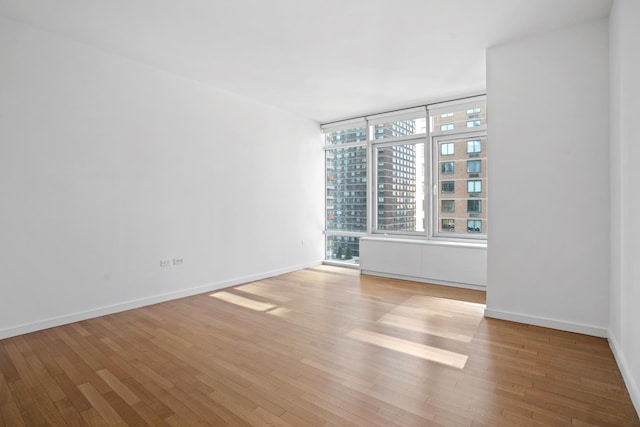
[326,235,360,264]
[325,127,367,146]
[372,117,427,140]
[442,181,455,193]
[326,146,367,232]
[467,220,482,233]
[468,180,481,193]
[441,142,454,156]
[441,218,455,232]
[467,140,482,153]
[376,143,425,232]
[435,135,488,236]
[441,200,455,212]
[467,160,481,173]
[431,104,487,133]
[441,161,454,174]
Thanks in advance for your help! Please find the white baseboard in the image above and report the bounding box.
[483,309,608,338]
[608,333,640,418]
[0,260,322,340]
[360,269,486,291]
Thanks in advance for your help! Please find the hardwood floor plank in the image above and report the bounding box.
[54,397,90,427]
[77,382,125,425]
[0,401,26,427]
[0,265,637,426]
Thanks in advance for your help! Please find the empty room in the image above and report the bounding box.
[1,0,639,425]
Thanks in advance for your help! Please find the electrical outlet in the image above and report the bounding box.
[172,258,184,266]
[160,259,171,267]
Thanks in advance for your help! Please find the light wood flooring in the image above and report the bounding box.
[0,265,638,426]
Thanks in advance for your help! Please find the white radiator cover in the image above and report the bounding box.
[359,237,487,289]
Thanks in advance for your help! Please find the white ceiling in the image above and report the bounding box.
[0,0,612,123]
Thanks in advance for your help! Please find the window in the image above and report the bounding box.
[374,118,427,140]
[467,220,482,233]
[326,235,360,261]
[323,95,486,255]
[441,219,455,231]
[369,109,426,234]
[467,140,481,153]
[441,162,454,174]
[441,142,454,155]
[467,108,481,119]
[325,127,367,146]
[323,123,368,264]
[467,200,481,213]
[467,160,481,173]
[467,180,481,193]
[441,200,455,212]
[375,142,424,232]
[441,181,454,193]
[430,100,487,239]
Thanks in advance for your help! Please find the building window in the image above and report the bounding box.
[467,180,481,193]
[467,108,481,119]
[441,181,454,193]
[441,142,454,156]
[467,160,481,173]
[441,162,454,174]
[467,140,481,153]
[441,200,455,212]
[467,120,482,128]
[467,220,482,233]
[440,123,454,131]
[440,113,453,118]
[441,219,455,231]
[467,200,481,213]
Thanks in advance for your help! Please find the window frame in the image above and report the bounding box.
[322,95,487,259]
[371,136,426,237]
[467,139,482,153]
[467,159,482,173]
[467,180,482,193]
[322,119,370,266]
[430,127,487,241]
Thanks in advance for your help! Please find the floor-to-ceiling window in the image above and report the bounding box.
[322,95,487,265]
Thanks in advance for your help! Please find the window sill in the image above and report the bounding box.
[361,235,487,250]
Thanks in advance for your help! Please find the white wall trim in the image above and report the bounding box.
[361,270,486,291]
[609,333,640,418]
[484,309,608,338]
[0,261,322,340]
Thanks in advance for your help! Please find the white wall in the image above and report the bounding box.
[485,19,610,337]
[609,0,640,413]
[0,16,324,338]
[360,238,486,289]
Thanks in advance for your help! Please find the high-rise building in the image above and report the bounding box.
[375,121,418,232]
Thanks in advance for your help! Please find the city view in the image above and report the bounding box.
[325,101,487,263]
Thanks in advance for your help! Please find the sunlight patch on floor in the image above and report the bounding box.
[266,307,292,317]
[346,328,468,369]
[234,283,293,303]
[377,313,475,343]
[404,295,486,315]
[209,291,277,312]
